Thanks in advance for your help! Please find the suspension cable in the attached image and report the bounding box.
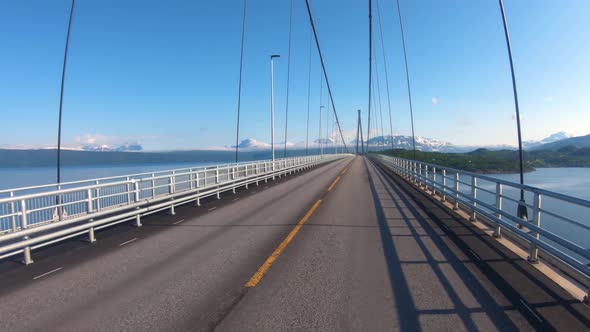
[395,0,417,160]
[305,27,313,156]
[234,0,248,163]
[367,0,373,153]
[319,70,323,155]
[375,0,394,151]
[373,42,385,152]
[283,0,294,157]
[304,0,349,153]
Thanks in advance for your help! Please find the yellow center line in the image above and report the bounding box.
[327,176,341,192]
[245,199,322,288]
[244,161,353,288]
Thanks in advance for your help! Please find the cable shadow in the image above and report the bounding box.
[373,158,590,328]
[365,158,523,331]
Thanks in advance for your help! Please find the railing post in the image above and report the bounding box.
[528,193,541,264]
[95,180,101,212]
[493,183,502,238]
[232,167,237,194]
[86,189,96,243]
[425,165,429,191]
[134,181,140,202]
[21,199,33,265]
[432,167,437,196]
[10,191,16,232]
[126,176,131,204]
[87,189,93,214]
[442,169,446,201]
[151,173,156,199]
[216,166,220,184]
[454,173,460,210]
[169,176,175,194]
[169,175,176,215]
[469,177,477,221]
[189,170,194,190]
[272,161,276,180]
[196,172,200,188]
[418,164,423,187]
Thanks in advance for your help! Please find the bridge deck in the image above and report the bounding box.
[0,156,588,331]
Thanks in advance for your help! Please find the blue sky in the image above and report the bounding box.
[0,0,588,151]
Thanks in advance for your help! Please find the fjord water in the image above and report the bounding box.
[0,162,216,190]
[1,164,588,260]
[452,168,590,263]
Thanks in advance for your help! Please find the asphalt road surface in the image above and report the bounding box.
[0,156,588,331]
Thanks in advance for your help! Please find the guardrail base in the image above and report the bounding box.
[134,215,142,228]
[22,246,33,265]
[86,226,97,243]
[527,256,540,264]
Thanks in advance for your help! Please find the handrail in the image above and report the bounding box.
[377,155,590,208]
[0,154,351,263]
[371,154,590,295]
[0,156,289,195]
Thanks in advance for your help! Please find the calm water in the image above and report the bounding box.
[0,162,217,190]
[1,164,589,261]
[437,168,590,263]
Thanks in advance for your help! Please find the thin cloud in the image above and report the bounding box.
[431,97,439,105]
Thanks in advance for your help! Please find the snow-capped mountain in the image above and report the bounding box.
[232,138,271,150]
[81,143,143,152]
[358,135,458,152]
[523,131,573,150]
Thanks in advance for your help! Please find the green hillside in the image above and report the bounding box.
[378,146,590,174]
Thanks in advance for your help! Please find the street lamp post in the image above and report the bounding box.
[319,105,325,155]
[270,55,280,168]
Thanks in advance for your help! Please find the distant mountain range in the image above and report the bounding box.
[529,134,590,151]
[523,131,573,150]
[360,135,457,152]
[81,143,143,152]
[362,131,586,153]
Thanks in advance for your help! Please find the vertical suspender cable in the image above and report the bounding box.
[319,73,323,155]
[498,0,528,221]
[395,0,417,160]
[373,42,385,152]
[283,0,294,158]
[234,0,248,163]
[359,111,365,153]
[56,0,76,186]
[375,0,394,151]
[371,76,379,151]
[367,0,373,153]
[304,0,349,152]
[305,27,313,156]
[356,111,360,154]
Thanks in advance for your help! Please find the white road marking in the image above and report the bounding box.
[173,219,185,225]
[233,198,240,202]
[208,207,217,211]
[33,267,63,280]
[119,238,138,246]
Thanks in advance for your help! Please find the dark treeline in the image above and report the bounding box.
[378,146,590,174]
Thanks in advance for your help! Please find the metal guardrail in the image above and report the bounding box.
[372,154,590,297]
[0,154,349,264]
